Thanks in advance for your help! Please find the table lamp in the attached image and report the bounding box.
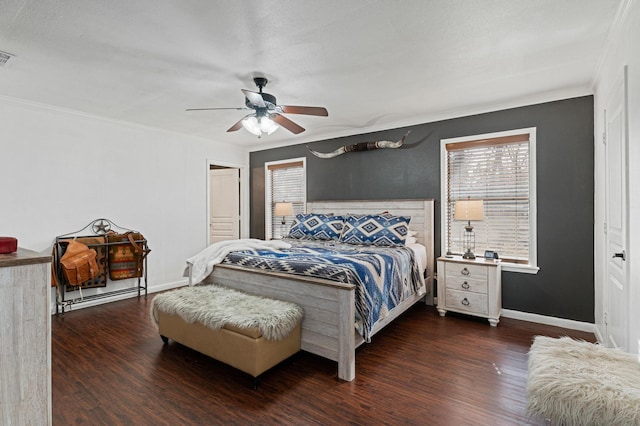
[274,202,294,225]
[454,198,484,259]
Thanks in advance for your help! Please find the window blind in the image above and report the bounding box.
[267,161,305,238]
[445,135,530,263]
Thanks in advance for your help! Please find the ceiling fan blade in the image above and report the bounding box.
[186,107,249,111]
[271,113,305,134]
[241,89,266,108]
[279,105,328,116]
[226,117,246,132]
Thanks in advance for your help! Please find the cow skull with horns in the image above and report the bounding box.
[308,131,410,159]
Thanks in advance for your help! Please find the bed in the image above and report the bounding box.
[189,199,434,381]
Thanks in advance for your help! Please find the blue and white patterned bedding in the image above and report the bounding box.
[221,239,425,342]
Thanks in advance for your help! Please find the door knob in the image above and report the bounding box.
[612,251,626,261]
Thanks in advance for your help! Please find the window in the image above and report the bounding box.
[441,128,538,273]
[265,158,306,239]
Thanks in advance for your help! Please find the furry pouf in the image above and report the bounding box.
[151,284,304,341]
[527,335,640,426]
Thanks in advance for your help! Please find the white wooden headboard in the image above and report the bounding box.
[306,199,435,304]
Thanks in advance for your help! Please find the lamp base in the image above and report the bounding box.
[462,227,476,259]
[462,250,476,260]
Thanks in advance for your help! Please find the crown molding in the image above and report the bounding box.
[591,0,636,89]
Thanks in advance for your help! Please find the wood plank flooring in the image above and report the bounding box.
[52,296,595,425]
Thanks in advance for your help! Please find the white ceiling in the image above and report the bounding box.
[0,0,622,151]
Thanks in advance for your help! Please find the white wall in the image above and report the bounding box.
[0,97,250,306]
[593,0,640,356]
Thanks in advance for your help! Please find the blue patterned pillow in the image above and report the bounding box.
[340,214,411,246]
[287,214,345,241]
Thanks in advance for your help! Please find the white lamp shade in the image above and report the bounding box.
[260,116,279,135]
[241,115,261,136]
[274,202,294,217]
[454,199,484,221]
[242,114,279,136]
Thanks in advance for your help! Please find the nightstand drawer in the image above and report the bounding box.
[445,289,488,315]
[445,262,488,281]
[445,276,488,294]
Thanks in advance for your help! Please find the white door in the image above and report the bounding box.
[209,168,240,244]
[604,68,629,350]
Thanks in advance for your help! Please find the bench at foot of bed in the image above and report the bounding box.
[152,284,303,386]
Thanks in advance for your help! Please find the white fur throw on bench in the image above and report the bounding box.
[527,335,640,426]
[151,284,304,341]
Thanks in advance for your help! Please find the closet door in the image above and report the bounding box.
[604,67,629,350]
[209,168,240,244]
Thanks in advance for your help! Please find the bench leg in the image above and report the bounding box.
[252,377,261,390]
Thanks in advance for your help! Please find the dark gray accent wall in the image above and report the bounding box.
[250,96,595,322]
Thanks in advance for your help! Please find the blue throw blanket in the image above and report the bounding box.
[221,239,425,342]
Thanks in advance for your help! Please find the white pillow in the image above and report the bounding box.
[405,236,418,245]
[408,230,418,237]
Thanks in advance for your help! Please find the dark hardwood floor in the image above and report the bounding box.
[52,295,595,425]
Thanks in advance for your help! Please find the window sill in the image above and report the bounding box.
[501,263,540,274]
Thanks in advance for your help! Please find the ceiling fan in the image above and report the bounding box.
[186,77,328,137]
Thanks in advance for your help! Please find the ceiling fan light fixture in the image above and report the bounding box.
[241,114,279,136]
[241,115,261,136]
[260,116,279,135]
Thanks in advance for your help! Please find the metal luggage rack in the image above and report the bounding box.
[54,218,149,314]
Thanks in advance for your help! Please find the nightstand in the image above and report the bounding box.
[436,256,502,326]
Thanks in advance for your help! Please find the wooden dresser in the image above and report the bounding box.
[436,256,502,326]
[0,248,52,425]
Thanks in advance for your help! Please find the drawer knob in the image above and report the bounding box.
[461,298,470,306]
[461,267,470,276]
[461,281,470,290]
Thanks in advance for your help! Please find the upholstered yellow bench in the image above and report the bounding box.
[151,284,303,385]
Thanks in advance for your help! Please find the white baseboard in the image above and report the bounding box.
[147,279,189,294]
[502,309,596,334]
[50,279,188,315]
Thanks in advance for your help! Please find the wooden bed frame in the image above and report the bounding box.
[203,199,434,381]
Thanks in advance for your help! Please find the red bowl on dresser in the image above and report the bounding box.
[0,237,18,254]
